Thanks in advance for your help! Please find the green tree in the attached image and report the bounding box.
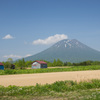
[22,58,25,67]
[91,61,100,65]
[67,62,72,66]
[7,58,13,64]
[47,62,53,67]
[64,61,67,66]
[14,59,23,69]
[53,59,57,67]
[3,61,11,69]
[56,59,63,66]
[25,60,32,67]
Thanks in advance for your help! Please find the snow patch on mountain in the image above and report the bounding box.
[68,43,71,47]
[65,44,67,48]
[55,44,60,48]
[64,39,71,43]
[54,39,88,49]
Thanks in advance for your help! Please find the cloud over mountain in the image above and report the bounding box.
[33,34,68,45]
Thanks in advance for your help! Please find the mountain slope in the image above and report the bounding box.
[25,39,100,63]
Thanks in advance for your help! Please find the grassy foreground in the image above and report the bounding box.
[0,79,100,100]
[0,65,100,75]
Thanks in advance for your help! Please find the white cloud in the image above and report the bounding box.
[2,34,14,39]
[25,54,32,57]
[33,34,68,45]
[3,55,22,58]
[3,54,32,59]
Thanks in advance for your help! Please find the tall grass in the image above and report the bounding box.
[0,79,100,96]
[0,65,100,75]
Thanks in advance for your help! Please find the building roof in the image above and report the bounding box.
[0,62,3,65]
[35,60,47,64]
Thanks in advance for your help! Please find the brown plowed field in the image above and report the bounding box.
[0,70,100,87]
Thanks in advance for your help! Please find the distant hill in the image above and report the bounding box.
[24,39,100,63]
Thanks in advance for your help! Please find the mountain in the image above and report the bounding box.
[24,39,100,63]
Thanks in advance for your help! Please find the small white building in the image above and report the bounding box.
[32,60,47,69]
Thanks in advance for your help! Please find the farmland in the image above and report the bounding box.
[0,70,100,87]
[1,66,100,99]
[0,65,100,75]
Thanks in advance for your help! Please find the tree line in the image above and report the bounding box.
[45,60,100,67]
[1,58,100,69]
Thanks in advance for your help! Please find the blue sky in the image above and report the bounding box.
[0,0,100,61]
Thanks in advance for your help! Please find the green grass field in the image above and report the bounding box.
[0,79,100,100]
[0,65,100,75]
[1,65,100,99]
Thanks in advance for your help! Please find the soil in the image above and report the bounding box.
[0,70,100,87]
